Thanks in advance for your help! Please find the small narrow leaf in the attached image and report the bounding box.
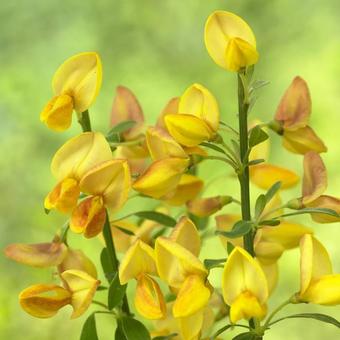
[108,273,127,310]
[269,313,340,328]
[107,120,137,136]
[232,332,257,340]
[121,317,151,340]
[248,158,265,166]
[80,314,98,340]
[134,211,176,227]
[114,226,135,236]
[216,220,253,238]
[227,241,235,255]
[204,258,227,270]
[152,334,178,340]
[259,219,281,226]
[200,142,227,155]
[275,208,339,219]
[255,194,266,219]
[115,323,127,340]
[100,248,115,282]
[250,79,270,91]
[249,125,269,148]
[265,181,282,202]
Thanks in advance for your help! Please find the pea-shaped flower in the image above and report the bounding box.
[204,11,259,72]
[40,52,102,131]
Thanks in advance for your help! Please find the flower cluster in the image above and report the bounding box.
[4,10,340,340]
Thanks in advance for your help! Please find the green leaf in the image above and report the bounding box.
[210,325,232,339]
[275,208,339,219]
[114,225,135,236]
[80,314,98,340]
[100,248,115,282]
[204,258,227,270]
[249,125,269,148]
[107,120,137,141]
[232,332,257,340]
[108,273,127,310]
[269,313,340,328]
[200,142,227,155]
[259,219,281,226]
[120,317,151,340]
[247,158,265,166]
[255,194,266,219]
[216,220,253,238]
[227,241,235,255]
[250,79,270,91]
[152,334,177,340]
[115,323,127,340]
[265,181,282,202]
[44,207,50,214]
[96,285,108,291]
[134,211,177,227]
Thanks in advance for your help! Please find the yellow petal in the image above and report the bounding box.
[307,195,340,223]
[282,126,327,155]
[5,242,67,268]
[119,240,156,284]
[170,216,201,256]
[173,275,211,318]
[79,159,131,211]
[299,234,332,295]
[115,144,149,175]
[132,157,189,199]
[301,275,340,305]
[157,97,180,129]
[165,114,212,147]
[259,193,283,220]
[70,196,106,238]
[52,52,102,113]
[250,164,299,190]
[135,274,166,319]
[155,237,207,289]
[225,37,259,72]
[44,177,80,214]
[187,196,232,217]
[163,174,203,206]
[110,220,138,253]
[183,145,208,157]
[40,95,74,131]
[259,261,279,296]
[178,308,204,340]
[58,248,97,278]
[229,291,267,324]
[249,129,270,162]
[61,269,100,319]
[302,151,327,204]
[51,132,112,181]
[274,77,311,130]
[204,11,257,71]
[222,247,268,306]
[179,83,219,133]
[215,214,243,248]
[19,284,71,318]
[254,240,284,265]
[111,85,144,140]
[146,126,188,160]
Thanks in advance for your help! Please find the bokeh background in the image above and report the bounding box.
[1,0,339,339]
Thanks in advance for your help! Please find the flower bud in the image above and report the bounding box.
[187,195,232,217]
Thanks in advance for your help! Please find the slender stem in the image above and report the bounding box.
[237,71,254,256]
[77,110,92,132]
[203,155,237,169]
[92,300,109,309]
[102,211,131,315]
[263,298,292,329]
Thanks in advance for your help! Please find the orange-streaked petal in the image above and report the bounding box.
[110,220,138,253]
[115,144,149,175]
[187,196,232,217]
[307,195,340,223]
[157,97,180,130]
[215,214,243,249]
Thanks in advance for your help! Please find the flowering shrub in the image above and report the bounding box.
[4,10,340,340]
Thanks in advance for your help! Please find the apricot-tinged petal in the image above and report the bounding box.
[5,242,67,268]
[119,240,156,284]
[51,132,112,181]
[70,196,106,238]
[155,237,207,289]
[254,241,284,265]
[187,196,231,217]
[259,261,279,296]
[165,114,212,147]
[52,52,102,113]
[222,247,268,305]
[115,144,149,175]
[301,275,340,305]
[179,83,219,132]
[135,274,166,319]
[299,234,332,295]
[146,126,188,160]
[40,95,74,131]
[61,269,100,319]
[110,220,137,253]
[173,275,211,318]
[283,126,327,155]
[19,284,71,318]
[302,152,327,204]
[79,159,131,211]
[170,216,200,256]
[204,11,257,70]
[178,308,204,340]
[132,158,189,199]
[250,164,299,190]
[307,195,340,223]
[229,291,267,324]
[275,77,311,130]
[111,86,144,140]
[157,97,179,129]
[215,214,243,248]
[44,178,80,214]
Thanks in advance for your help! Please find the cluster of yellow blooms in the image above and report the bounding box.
[4,10,340,340]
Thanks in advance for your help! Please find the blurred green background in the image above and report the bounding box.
[1,0,339,339]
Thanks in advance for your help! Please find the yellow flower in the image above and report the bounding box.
[272,77,327,154]
[187,196,232,217]
[165,83,220,147]
[204,11,258,71]
[40,52,102,131]
[157,97,180,129]
[45,132,112,214]
[111,85,145,140]
[70,159,131,238]
[297,234,340,305]
[222,247,268,323]
[19,269,99,319]
[119,240,166,319]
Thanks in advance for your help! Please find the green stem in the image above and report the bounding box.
[102,211,131,315]
[262,298,292,330]
[77,110,92,132]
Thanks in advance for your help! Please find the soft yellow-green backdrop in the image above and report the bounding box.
[1,0,339,339]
